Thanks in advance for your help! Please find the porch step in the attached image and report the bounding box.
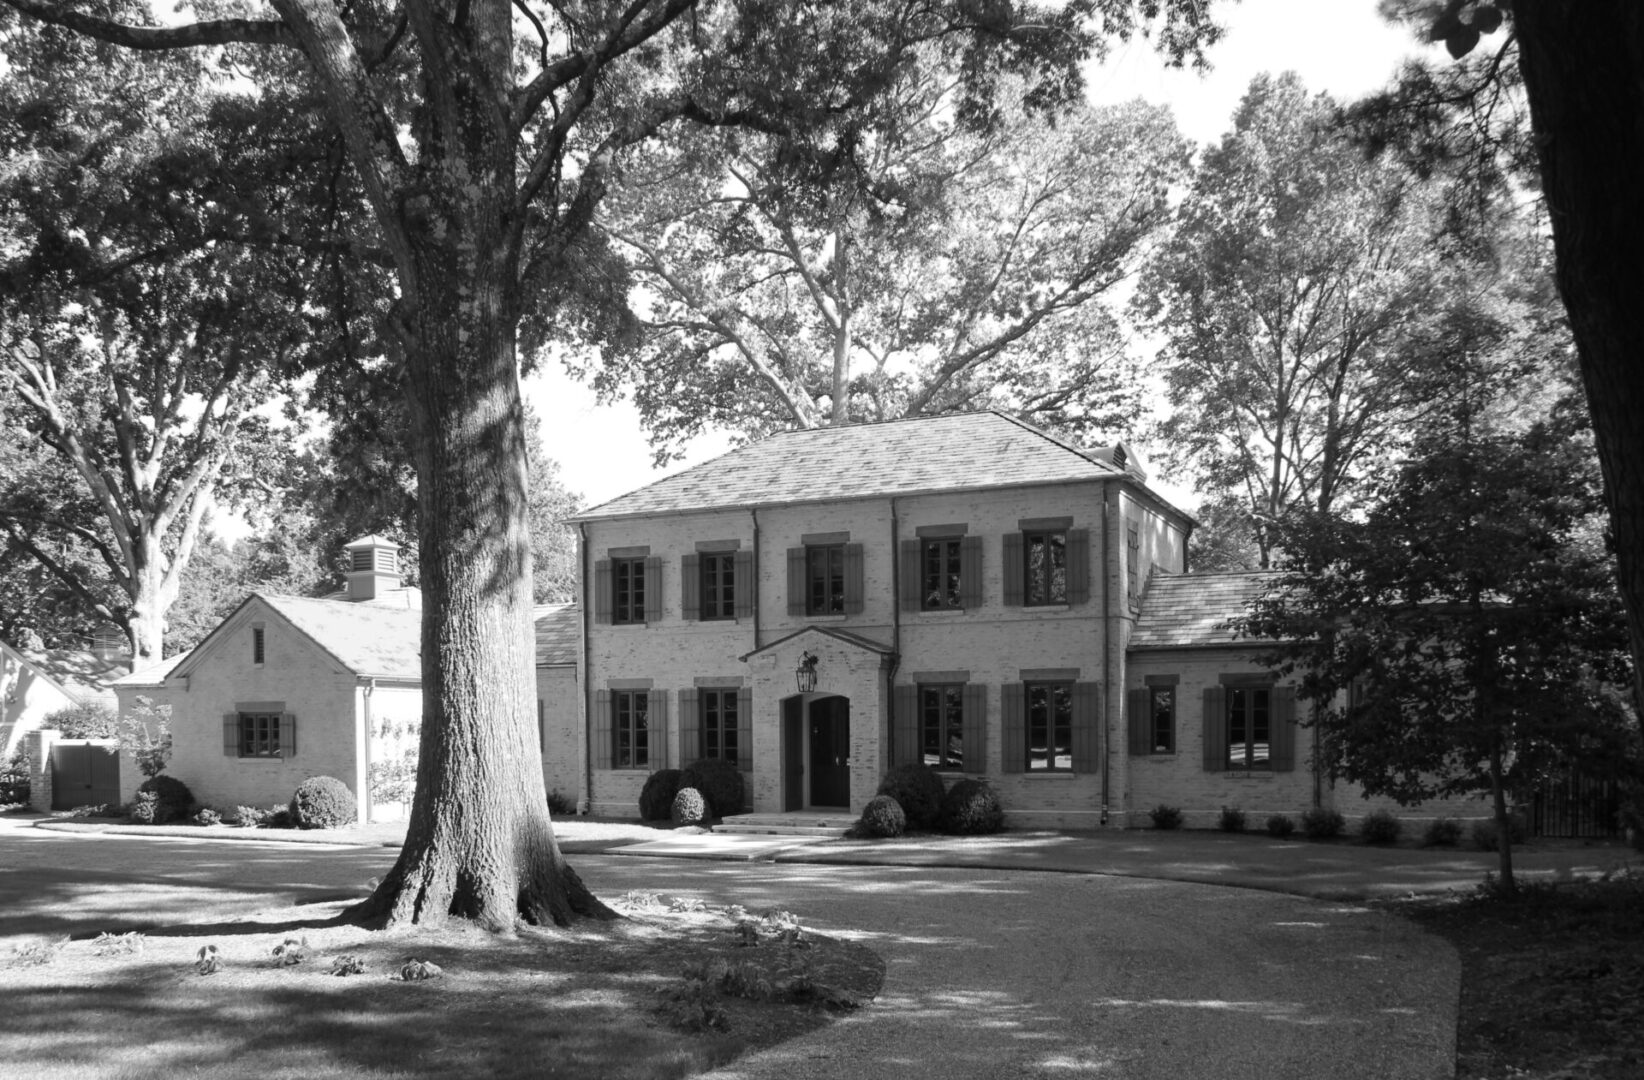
[713,812,853,839]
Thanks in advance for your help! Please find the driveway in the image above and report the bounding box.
[0,818,1457,1079]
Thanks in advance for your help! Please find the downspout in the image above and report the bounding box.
[750,509,761,650]
[888,497,901,762]
[578,521,593,815]
[361,677,376,825]
[1100,482,1111,826]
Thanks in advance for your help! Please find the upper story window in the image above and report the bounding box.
[787,538,863,617]
[1024,531,1067,605]
[1003,522,1089,607]
[700,552,735,620]
[596,550,660,625]
[922,539,963,610]
[612,557,646,624]
[807,544,845,614]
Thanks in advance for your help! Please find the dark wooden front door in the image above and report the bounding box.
[809,696,851,808]
[782,697,804,812]
[50,743,120,810]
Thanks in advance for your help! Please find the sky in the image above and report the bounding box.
[523,1,1446,513]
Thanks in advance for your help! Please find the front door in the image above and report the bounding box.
[782,697,804,812]
[809,696,851,808]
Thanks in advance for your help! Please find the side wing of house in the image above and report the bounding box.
[1,642,80,759]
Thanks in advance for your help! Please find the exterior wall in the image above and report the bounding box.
[1,647,83,759]
[360,682,423,823]
[537,664,582,809]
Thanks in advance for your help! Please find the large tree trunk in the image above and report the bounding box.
[1516,2,1644,710]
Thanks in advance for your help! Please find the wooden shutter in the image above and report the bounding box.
[280,713,297,758]
[844,542,865,614]
[649,690,669,769]
[222,714,240,758]
[960,535,983,609]
[733,550,755,619]
[962,683,988,773]
[1071,682,1101,772]
[594,559,612,624]
[593,690,612,770]
[735,687,754,772]
[899,539,922,612]
[538,698,545,752]
[679,689,700,764]
[681,554,701,621]
[643,556,663,623]
[1003,533,1024,606]
[1067,529,1091,605]
[787,547,806,616]
[893,683,919,767]
[1128,688,1151,756]
[1202,686,1226,772]
[1272,685,1298,772]
[1000,682,1026,773]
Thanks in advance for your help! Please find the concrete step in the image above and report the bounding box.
[714,813,853,839]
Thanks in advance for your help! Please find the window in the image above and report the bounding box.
[239,712,282,758]
[1149,686,1175,754]
[920,684,965,769]
[806,544,845,615]
[1226,686,1271,770]
[920,539,963,610]
[700,552,736,621]
[252,626,265,665]
[1026,682,1073,771]
[1024,531,1067,605]
[613,690,649,769]
[700,688,738,762]
[612,557,646,624]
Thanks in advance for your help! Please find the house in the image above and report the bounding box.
[111,535,583,823]
[565,410,1474,828]
[2,639,128,759]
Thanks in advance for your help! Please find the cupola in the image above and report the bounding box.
[344,534,403,602]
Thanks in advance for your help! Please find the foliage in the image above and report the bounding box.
[367,749,418,807]
[69,803,110,818]
[1301,809,1347,840]
[0,749,30,805]
[939,779,1004,835]
[546,790,575,817]
[670,787,707,827]
[1471,816,1528,853]
[128,791,161,826]
[329,954,367,977]
[1217,806,1246,833]
[8,937,67,968]
[193,808,221,827]
[638,769,683,823]
[41,702,116,739]
[1360,810,1404,845]
[875,764,946,831]
[1265,814,1296,839]
[270,937,309,967]
[116,696,172,779]
[679,759,745,820]
[92,931,145,957]
[229,806,267,828]
[1423,817,1464,848]
[193,944,221,976]
[289,776,356,830]
[136,775,193,823]
[264,806,294,830]
[1148,804,1184,830]
[857,795,906,839]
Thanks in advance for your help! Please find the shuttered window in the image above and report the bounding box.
[919,684,965,769]
[701,688,739,763]
[613,690,650,769]
[612,558,646,624]
[224,711,295,758]
[1129,686,1175,755]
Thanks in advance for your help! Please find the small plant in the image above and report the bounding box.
[117,695,173,778]
[271,937,309,966]
[671,786,707,826]
[638,768,683,822]
[0,749,30,805]
[330,954,367,977]
[265,806,295,828]
[289,776,357,829]
[1149,804,1184,830]
[10,937,67,967]
[397,958,444,981]
[656,976,729,1032]
[194,944,222,975]
[1360,809,1403,845]
[230,805,268,827]
[857,794,906,838]
[1266,814,1296,838]
[876,763,946,830]
[1422,817,1464,847]
[679,758,745,818]
[70,803,110,818]
[92,931,146,956]
[939,778,1004,835]
[1218,806,1247,833]
[137,774,194,823]
[194,808,222,826]
[1471,816,1529,851]
[1301,807,1346,840]
[547,788,576,816]
[129,791,162,825]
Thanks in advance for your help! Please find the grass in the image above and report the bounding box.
[1385,868,1644,1079]
[0,890,882,1080]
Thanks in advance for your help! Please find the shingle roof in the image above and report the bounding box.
[574,411,1128,521]
[260,595,423,679]
[115,651,191,688]
[533,604,580,666]
[6,645,127,702]
[1130,571,1284,649]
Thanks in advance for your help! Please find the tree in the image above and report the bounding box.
[0,0,1222,931]
[596,78,1188,456]
[1236,395,1633,892]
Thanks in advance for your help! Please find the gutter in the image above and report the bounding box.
[578,521,593,815]
[1100,481,1111,826]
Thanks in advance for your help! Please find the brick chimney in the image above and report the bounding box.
[345,535,403,602]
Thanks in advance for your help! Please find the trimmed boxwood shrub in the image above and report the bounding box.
[1360,809,1403,845]
[1301,807,1346,840]
[858,795,907,838]
[638,769,683,822]
[876,764,946,831]
[1422,817,1463,847]
[1149,804,1184,830]
[1266,814,1296,839]
[1218,806,1247,833]
[289,776,357,830]
[137,775,194,824]
[671,787,707,826]
[940,779,1004,835]
[679,758,744,819]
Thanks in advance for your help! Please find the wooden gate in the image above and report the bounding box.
[50,742,121,810]
[1527,769,1620,839]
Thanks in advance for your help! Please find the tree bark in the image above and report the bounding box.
[1516,2,1644,710]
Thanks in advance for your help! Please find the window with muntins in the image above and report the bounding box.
[921,539,963,610]
[700,553,735,620]
[612,557,646,624]
[701,688,738,762]
[920,684,965,769]
[1027,682,1073,770]
[240,712,282,757]
[806,544,845,615]
[1227,686,1271,769]
[1024,531,1067,605]
[613,690,649,769]
[1150,686,1175,754]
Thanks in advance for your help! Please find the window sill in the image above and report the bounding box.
[802,614,849,622]
[1022,770,1080,779]
[1222,770,1275,780]
[1020,604,1072,613]
[915,607,968,617]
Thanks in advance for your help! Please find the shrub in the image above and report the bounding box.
[670,787,707,826]
[1266,814,1296,839]
[1423,817,1463,847]
[679,758,745,819]
[0,751,29,805]
[137,775,194,823]
[1471,816,1529,852]
[117,695,173,778]
[230,805,267,827]
[265,806,295,829]
[858,795,906,838]
[1218,806,1247,833]
[129,791,161,825]
[42,702,117,739]
[638,769,683,822]
[1360,809,1403,845]
[194,808,222,826]
[289,776,357,830]
[1301,808,1346,840]
[940,779,1004,835]
[1149,804,1184,830]
[876,764,946,831]
[547,789,576,816]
